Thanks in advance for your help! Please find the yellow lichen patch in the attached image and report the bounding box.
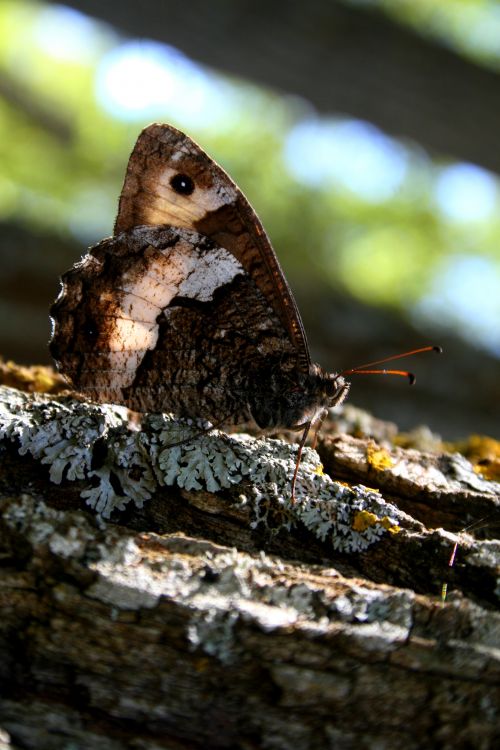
[352,510,379,532]
[380,516,401,534]
[0,358,67,394]
[313,463,325,476]
[475,462,500,482]
[352,510,400,534]
[449,434,500,482]
[366,443,394,471]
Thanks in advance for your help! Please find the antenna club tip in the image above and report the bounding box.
[408,374,416,386]
[433,345,443,354]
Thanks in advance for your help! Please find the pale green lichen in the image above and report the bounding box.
[0,385,403,551]
[187,609,240,664]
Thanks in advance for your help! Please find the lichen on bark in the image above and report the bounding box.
[0,376,499,750]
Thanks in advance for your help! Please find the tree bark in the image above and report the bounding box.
[0,378,499,749]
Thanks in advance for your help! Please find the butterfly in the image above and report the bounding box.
[49,123,437,496]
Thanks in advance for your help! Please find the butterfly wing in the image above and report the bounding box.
[50,124,312,426]
[114,123,310,369]
[50,225,303,425]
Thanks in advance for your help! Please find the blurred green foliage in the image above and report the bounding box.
[375,0,500,67]
[0,0,499,355]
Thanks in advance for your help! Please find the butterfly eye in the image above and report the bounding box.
[170,173,195,195]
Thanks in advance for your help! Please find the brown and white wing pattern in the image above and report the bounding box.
[114,123,310,370]
[50,225,300,426]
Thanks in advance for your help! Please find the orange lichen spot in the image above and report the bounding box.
[474,461,500,482]
[380,516,401,534]
[450,434,500,482]
[353,511,400,534]
[352,510,379,532]
[366,443,394,471]
[0,358,66,394]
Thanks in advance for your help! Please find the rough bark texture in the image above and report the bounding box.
[0,376,499,750]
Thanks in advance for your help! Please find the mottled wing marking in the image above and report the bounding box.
[115,123,310,369]
[107,243,242,389]
[50,226,298,423]
[140,165,237,228]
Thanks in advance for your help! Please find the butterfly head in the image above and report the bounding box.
[322,370,351,409]
[298,364,350,425]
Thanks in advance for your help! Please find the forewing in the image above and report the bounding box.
[115,123,310,369]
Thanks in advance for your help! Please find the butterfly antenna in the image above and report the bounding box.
[292,347,441,502]
[341,345,442,385]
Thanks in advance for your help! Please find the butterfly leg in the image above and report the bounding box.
[290,420,312,504]
[311,408,328,450]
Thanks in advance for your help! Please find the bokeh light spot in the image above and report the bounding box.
[284,118,408,202]
[95,40,236,126]
[34,4,103,62]
[434,163,498,222]
[414,255,500,355]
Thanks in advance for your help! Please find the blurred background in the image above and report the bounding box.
[0,0,499,438]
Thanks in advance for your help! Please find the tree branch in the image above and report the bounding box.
[0,381,499,748]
